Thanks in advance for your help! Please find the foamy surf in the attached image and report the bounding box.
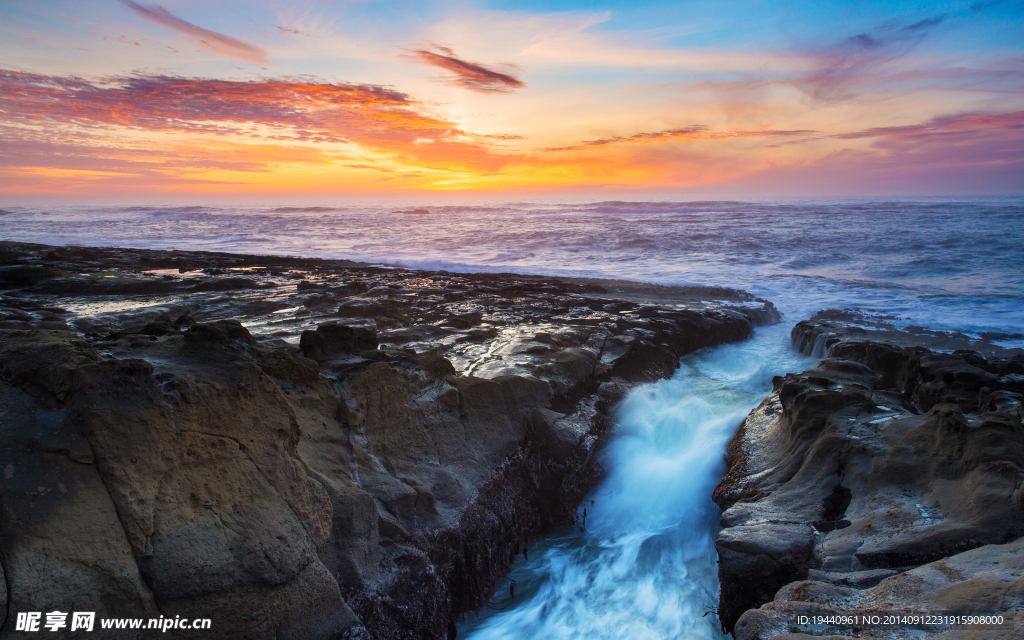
[460,324,815,639]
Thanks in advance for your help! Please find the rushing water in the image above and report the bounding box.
[460,323,814,639]
[3,197,1023,637]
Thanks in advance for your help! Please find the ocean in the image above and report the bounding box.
[3,197,1022,639]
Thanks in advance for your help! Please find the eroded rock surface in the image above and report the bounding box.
[0,242,775,639]
[714,322,1024,639]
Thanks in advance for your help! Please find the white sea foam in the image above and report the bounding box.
[461,324,814,639]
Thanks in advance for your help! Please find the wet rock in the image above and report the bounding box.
[297,280,327,291]
[304,293,337,308]
[318,482,380,589]
[190,276,269,292]
[792,316,1020,360]
[300,322,378,361]
[237,299,293,315]
[717,524,816,631]
[0,328,355,639]
[0,264,70,285]
[0,374,160,628]
[336,297,394,318]
[140,313,177,335]
[330,281,370,296]
[734,538,1024,640]
[184,319,256,347]
[417,353,457,379]
[527,408,581,460]
[442,312,483,329]
[29,276,185,296]
[715,331,1024,636]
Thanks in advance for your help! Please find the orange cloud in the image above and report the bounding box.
[0,71,453,147]
[0,70,521,193]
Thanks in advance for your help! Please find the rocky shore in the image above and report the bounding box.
[0,241,777,639]
[714,318,1024,639]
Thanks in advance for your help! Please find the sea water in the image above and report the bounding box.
[3,197,1022,638]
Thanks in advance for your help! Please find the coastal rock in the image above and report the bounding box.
[0,264,70,285]
[0,241,776,639]
[0,328,353,639]
[0,375,161,639]
[300,322,379,361]
[733,538,1024,640]
[714,326,1024,636]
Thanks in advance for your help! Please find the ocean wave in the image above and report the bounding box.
[116,206,218,214]
[268,206,344,213]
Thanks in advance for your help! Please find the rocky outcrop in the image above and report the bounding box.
[0,242,775,639]
[791,313,1019,359]
[0,329,353,640]
[713,327,1024,638]
[734,538,1024,639]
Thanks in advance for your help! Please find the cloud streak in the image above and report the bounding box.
[120,1,268,64]
[835,110,1024,141]
[406,45,525,94]
[542,127,815,152]
[345,164,393,172]
[793,17,946,102]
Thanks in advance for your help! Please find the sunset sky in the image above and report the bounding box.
[1,0,1022,200]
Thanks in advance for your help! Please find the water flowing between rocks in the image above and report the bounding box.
[461,323,815,639]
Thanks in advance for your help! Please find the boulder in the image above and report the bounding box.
[300,322,378,361]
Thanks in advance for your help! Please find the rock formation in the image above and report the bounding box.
[0,241,776,639]
[714,319,1024,639]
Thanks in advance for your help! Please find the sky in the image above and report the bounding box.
[0,0,1022,201]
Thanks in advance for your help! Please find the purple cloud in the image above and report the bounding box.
[406,45,525,94]
[120,1,268,64]
[542,126,814,152]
